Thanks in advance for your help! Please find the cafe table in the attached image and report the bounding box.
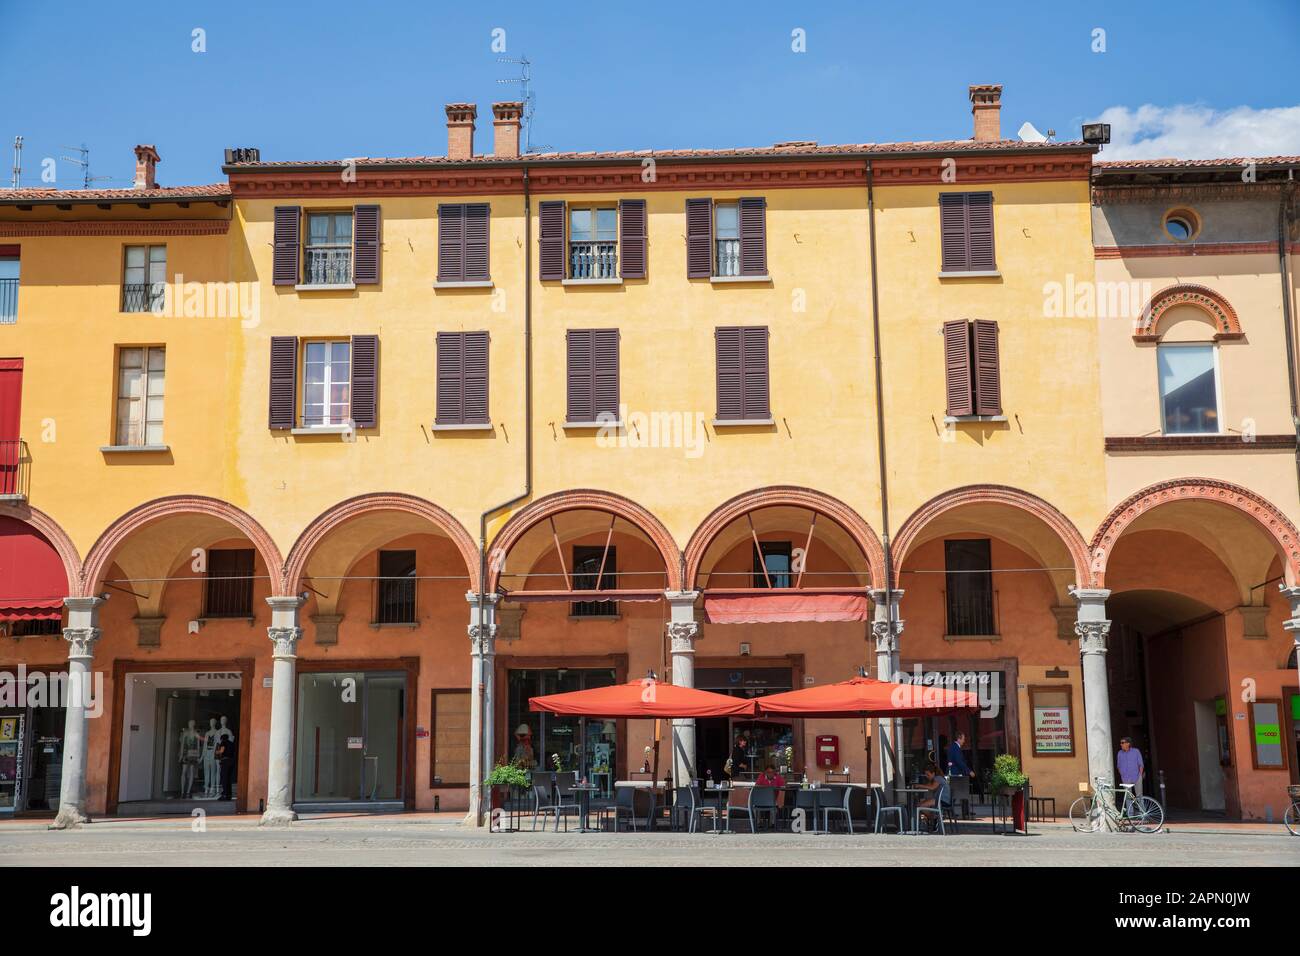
[702,784,734,834]
[570,782,602,833]
[894,787,931,835]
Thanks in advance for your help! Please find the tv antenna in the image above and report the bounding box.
[10,136,21,190]
[59,144,116,190]
[497,55,551,154]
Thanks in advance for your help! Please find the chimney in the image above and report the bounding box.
[133,144,160,190]
[969,85,1003,142]
[445,103,477,160]
[492,101,523,159]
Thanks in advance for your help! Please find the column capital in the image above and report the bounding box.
[664,589,700,607]
[1279,583,1300,630]
[667,620,700,653]
[466,590,502,608]
[63,595,105,614]
[267,626,301,660]
[1075,619,1111,655]
[266,594,306,613]
[62,626,101,660]
[871,620,902,655]
[869,588,904,605]
[1069,586,1111,607]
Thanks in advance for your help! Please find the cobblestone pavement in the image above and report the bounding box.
[1,816,1295,866]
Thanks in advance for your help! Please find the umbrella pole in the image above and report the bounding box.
[652,718,661,783]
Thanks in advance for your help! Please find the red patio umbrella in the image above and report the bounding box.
[530,678,758,718]
[754,676,979,719]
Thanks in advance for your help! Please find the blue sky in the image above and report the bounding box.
[3,0,1298,188]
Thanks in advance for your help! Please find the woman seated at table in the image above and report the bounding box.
[915,765,945,830]
[754,765,785,787]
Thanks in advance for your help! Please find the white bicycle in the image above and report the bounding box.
[1069,776,1163,834]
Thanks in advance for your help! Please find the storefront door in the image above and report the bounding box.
[0,713,23,813]
[295,671,406,804]
[506,668,617,793]
[694,666,795,783]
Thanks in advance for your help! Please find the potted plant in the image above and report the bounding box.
[987,753,1030,831]
[484,762,530,812]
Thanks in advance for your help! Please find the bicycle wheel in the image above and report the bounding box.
[1069,795,1099,832]
[1285,802,1300,836]
[1128,795,1164,833]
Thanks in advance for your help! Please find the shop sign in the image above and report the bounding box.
[1032,706,1072,754]
[346,737,364,750]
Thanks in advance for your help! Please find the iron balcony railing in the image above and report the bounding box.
[202,574,254,618]
[715,238,741,277]
[374,577,417,625]
[944,588,999,637]
[121,282,166,313]
[304,246,352,285]
[569,241,618,279]
[0,439,30,499]
[0,278,18,324]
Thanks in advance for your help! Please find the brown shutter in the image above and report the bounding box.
[539,200,566,281]
[741,326,770,418]
[592,329,620,420]
[268,336,298,428]
[353,205,381,284]
[738,197,767,277]
[272,206,300,285]
[967,192,996,271]
[619,199,647,279]
[972,319,1002,415]
[566,329,594,422]
[437,204,464,282]
[939,193,968,272]
[715,327,742,419]
[943,320,974,417]
[462,331,489,424]
[686,198,712,278]
[435,332,464,424]
[349,334,379,427]
[464,203,490,281]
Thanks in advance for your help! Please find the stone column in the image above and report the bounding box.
[869,588,904,794]
[1281,584,1300,687]
[261,595,303,826]
[466,591,500,826]
[50,596,104,830]
[665,590,701,787]
[1073,586,1115,829]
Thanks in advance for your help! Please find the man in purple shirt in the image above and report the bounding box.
[1116,737,1145,797]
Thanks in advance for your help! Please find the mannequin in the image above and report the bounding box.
[178,720,201,798]
[202,719,221,797]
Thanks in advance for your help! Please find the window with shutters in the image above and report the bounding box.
[714,326,771,423]
[942,319,1002,418]
[568,206,618,279]
[203,548,255,618]
[302,340,350,426]
[572,545,617,617]
[565,329,620,425]
[938,192,996,274]
[304,211,352,285]
[436,203,490,284]
[714,202,741,276]
[435,331,490,427]
[121,245,166,313]
[114,346,165,446]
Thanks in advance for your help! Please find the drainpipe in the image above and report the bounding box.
[1277,168,1300,496]
[472,164,534,823]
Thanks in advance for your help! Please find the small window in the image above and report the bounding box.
[1158,343,1219,434]
[10,619,61,637]
[572,545,617,617]
[376,549,417,624]
[714,201,740,277]
[204,548,255,618]
[1163,207,1200,242]
[939,192,996,273]
[302,340,351,426]
[945,539,995,636]
[0,253,19,325]
[304,211,353,285]
[122,245,166,312]
[752,541,793,589]
[115,346,165,446]
[568,206,618,278]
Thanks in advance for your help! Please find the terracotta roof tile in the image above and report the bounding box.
[1095,156,1300,170]
[1,184,231,203]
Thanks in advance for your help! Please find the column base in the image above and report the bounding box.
[259,806,298,827]
[461,808,487,827]
[48,806,90,830]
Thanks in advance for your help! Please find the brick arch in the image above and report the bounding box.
[1090,478,1300,587]
[684,485,885,591]
[892,484,1092,589]
[0,502,82,596]
[81,496,284,597]
[486,490,682,593]
[284,492,480,595]
[1134,283,1243,341]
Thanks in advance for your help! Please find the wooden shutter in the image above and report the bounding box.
[437,204,464,282]
[738,197,767,277]
[943,320,974,417]
[436,332,489,425]
[972,319,1002,415]
[939,194,968,272]
[716,327,769,420]
[268,336,298,428]
[619,199,647,279]
[350,334,379,427]
[566,329,594,422]
[592,329,620,420]
[715,328,742,419]
[464,203,490,281]
[272,206,301,286]
[966,192,996,271]
[686,198,712,278]
[741,326,770,418]
[539,200,566,280]
[353,205,381,284]
[462,331,489,423]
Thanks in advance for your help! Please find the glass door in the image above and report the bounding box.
[0,714,24,813]
[295,671,405,804]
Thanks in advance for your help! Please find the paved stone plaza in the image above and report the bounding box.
[1,815,1295,867]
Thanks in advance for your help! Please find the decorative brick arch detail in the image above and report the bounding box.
[81,496,284,597]
[284,492,480,595]
[1090,478,1300,587]
[486,490,683,593]
[0,502,82,596]
[684,486,886,591]
[1134,283,1243,342]
[892,484,1092,589]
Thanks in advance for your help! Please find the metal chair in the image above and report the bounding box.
[599,785,647,832]
[529,780,561,832]
[793,787,825,833]
[917,778,954,834]
[871,785,905,833]
[673,786,722,833]
[822,785,854,834]
[947,773,973,819]
[727,785,779,833]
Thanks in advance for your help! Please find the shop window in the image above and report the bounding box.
[375,549,416,624]
[1158,343,1219,434]
[1248,699,1286,770]
[430,689,470,787]
[945,539,995,636]
[1029,685,1074,757]
[295,670,406,803]
[571,545,617,617]
[203,548,254,618]
[752,541,793,588]
[506,668,617,792]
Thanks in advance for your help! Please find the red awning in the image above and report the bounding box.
[755,676,981,719]
[530,679,757,718]
[0,516,67,620]
[703,592,870,624]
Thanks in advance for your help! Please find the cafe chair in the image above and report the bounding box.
[529,778,561,832]
[673,786,722,833]
[947,773,973,819]
[822,785,854,835]
[917,778,955,835]
[727,785,779,833]
[870,785,905,834]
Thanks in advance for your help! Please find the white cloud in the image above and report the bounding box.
[1093,103,1300,160]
